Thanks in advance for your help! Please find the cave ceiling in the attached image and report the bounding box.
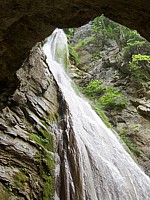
[0,0,150,91]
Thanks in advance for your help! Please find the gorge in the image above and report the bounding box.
[0,1,150,199]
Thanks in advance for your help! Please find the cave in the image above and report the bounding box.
[0,0,150,99]
[0,1,150,199]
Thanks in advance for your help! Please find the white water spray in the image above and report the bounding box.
[43,29,150,200]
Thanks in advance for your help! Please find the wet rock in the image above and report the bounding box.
[137,105,150,117]
[0,44,59,199]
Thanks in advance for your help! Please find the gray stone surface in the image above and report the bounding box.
[0,44,59,199]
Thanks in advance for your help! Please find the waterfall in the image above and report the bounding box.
[43,29,150,200]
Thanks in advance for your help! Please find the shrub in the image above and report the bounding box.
[129,54,150,82]
[68,45,80,64]
[98,86,127,110]
[83,80,104,97]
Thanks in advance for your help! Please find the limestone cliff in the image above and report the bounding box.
[0,44,60,199]
[69,20,150,176]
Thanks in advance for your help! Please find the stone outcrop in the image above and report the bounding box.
[0,44,60,199]
[0,0,150,96]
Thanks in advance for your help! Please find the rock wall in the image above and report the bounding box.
[0,44,60,199]
[69,23,150,176]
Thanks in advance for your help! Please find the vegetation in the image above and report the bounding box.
[92,15,150,49]
[75,37,95,49]
[83,80,104,97]
[93,104,112,128]
[13,171,28,190]
[68,44,80,64]
[129,54,150,82]
[79,79,127,128]
[29,128,54,153]
[120,135,141,156]
[29,122,55,200]
[98,86,127,110]
[66,15,150,160]
[34,151,54,200]
[64,28,76,40]
[83,80,127,111]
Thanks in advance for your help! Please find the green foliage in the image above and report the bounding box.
[83,80,127,111]
[68,45,80,64]
[75,37,95,48]
[92,15,121,42]
[91,15,150,61]
[83,80,104,97]
[120,135,141,156]
[132,54,150,62]
[98,86,127,110]
[81,79,127,127]
[93,104,112,128]
[64,28,76,40]
[129,54,150,82]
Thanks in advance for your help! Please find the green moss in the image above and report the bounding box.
[40,129,54,152]
[93,105,111,128]
[42,113,60,125]
[34,151,54,200]
[29,129,54,152]
[42,153,54,200]
[29,118,55,200]
[43,177,53,200]
[120,135,141,156]
[13,171,28,190]
[21,168,29,176]
[0,184,11,200]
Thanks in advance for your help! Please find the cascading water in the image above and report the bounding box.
[43,29,150,200]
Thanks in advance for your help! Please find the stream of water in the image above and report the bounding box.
[43,29,150,200]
